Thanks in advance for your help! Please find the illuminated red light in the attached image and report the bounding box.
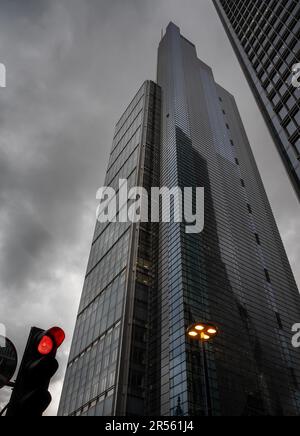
[38,335,54,355]
[48,327,65,348]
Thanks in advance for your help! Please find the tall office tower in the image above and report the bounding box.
[213,0,300,200]
[58,80,162,416]
[157,22,300,417]
[59,23,300,416]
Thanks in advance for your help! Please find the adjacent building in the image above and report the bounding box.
[59,23,300,416]
[213,0,300,200]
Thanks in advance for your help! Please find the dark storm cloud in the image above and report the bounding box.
[0,0,298,415]
[0,0,49,18]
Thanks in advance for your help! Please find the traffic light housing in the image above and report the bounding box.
[6,326,65,416]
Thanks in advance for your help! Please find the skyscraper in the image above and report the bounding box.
[213,0,300,200]
[59,23,300,417]
[58,80,162,416]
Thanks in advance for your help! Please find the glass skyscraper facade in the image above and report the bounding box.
[58,81,162,416]
[59,23,300,416]
[213,0,300,200]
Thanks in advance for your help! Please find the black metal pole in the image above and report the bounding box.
[201,341,212,416]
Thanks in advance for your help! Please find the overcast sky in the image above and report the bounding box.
[0,0,299,416]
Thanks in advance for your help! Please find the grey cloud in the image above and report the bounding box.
[0,200,51,289]
[0,0,49,19]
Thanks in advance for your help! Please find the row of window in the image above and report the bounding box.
[79,228,130,311]
[71,271,126,360]
[220,0,300,162]
[114,83,144,139]
[220,104,290,331]
[60,321,121,415]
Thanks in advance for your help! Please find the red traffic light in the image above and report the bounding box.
[37,327,65,356]
[38,336,54,355]
[6,326,64,417]
[48,327,65,348]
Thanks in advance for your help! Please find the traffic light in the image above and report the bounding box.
[6,326,65,416]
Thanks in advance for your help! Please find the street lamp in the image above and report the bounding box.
[187,322,219,417]
[187,322,218,341]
